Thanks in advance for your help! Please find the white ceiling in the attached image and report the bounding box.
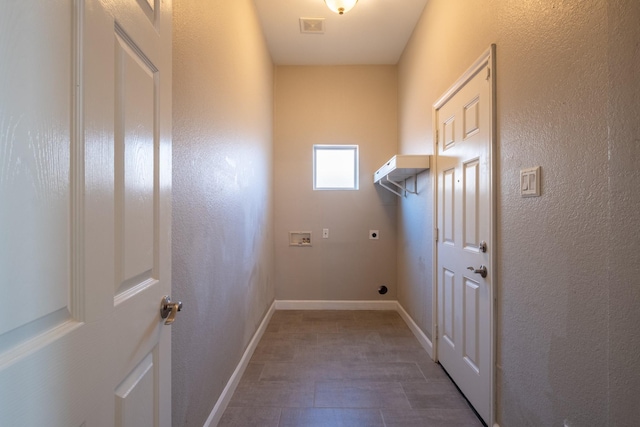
[253,0,429,65]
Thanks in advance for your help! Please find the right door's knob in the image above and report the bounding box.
[467,265,488,278]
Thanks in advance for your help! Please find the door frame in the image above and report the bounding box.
[431,44,497,425]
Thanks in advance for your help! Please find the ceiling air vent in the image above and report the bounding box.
[299,18,325,34]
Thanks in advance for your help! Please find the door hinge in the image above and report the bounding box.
[486,67,491,80]
[435,324,439,338]
[436,129,439,143]
[435,227,439,242]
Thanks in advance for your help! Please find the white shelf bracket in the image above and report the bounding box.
[378,175,418,197]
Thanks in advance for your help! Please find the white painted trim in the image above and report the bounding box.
[396,302,433,360]
[431,93,440,365]
[488,43,498,427]
[202,301,276,427]
[433,45,494,109]
[274,300,398,311]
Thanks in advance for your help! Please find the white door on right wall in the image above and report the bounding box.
[435,47,495,425]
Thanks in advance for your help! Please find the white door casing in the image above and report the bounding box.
[0,0,172,425]
[433,46,496,425]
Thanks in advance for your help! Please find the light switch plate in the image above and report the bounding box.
[520,166,541,197]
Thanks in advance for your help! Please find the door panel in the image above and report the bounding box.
[442,268,456,347]
[0,0,73,341]
[114,26,158,300]
[436,50,494,425]
[463,159,479,250]
[463,97,480,138]
[443,168,455,245]
[463,277,480,373]
[0,0,172,425]
[115,351,156,427]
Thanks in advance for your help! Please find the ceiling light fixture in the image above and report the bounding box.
[324,0,358,15]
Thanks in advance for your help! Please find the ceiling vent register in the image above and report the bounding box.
[299,18,325,34]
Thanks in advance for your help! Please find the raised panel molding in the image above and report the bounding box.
[113,26,158,303]
[0,0,80,363]
[463,159,479,250]
[463,96,480,139]
[443,116,456,149]
[443,268,455,347]
[443,168,455,245]
[463,277,480,374]
[115,351,155,427]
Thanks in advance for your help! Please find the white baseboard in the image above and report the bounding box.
[202,301,276,427]
[274,299,398,311]
[202,299,433,427]
[396,302,434,360]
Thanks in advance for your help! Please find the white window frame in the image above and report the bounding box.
[313,144,359,190]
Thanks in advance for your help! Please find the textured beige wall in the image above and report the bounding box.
[169,0,638,424]
[171,0,274,425]
[397,171,433,338]
[606,0,640,424]
[398,0,639,425]
[274,66,398,301]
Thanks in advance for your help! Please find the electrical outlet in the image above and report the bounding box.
[322,228,329,239]
[369,230,379,240]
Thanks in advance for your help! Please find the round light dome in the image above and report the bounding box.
[324,0,358,15]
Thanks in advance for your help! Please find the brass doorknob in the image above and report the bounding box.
[160,296,182,325]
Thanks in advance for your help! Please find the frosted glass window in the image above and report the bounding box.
[313,145,359,190]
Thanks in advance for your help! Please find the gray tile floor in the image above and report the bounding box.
[219,310,483,427]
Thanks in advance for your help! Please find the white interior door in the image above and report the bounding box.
[0,0,172,425]
[435,47,495,425]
